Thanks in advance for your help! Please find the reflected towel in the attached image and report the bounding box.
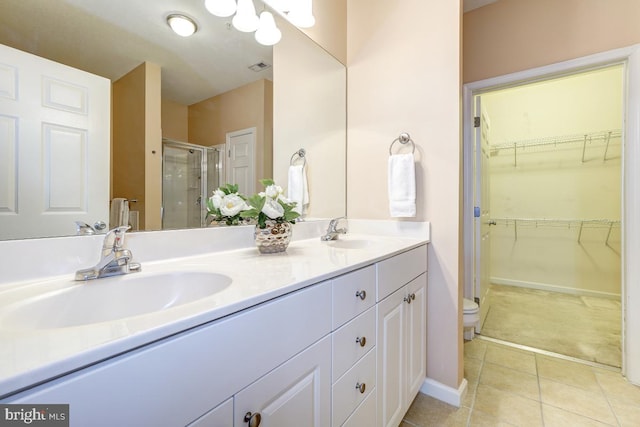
[388,153,416,217]
[288,164,309,216]
[110,198,129,228]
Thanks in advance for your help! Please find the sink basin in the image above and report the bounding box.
[326,239,372,250]
[1,272,232,329]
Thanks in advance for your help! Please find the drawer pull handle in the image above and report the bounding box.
[404,293,416,304]
[356,336,367,347]
[355,382,366,394]
[355,290,367,300]
[244,412,262,427]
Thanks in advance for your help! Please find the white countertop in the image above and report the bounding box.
[0,220,429,398]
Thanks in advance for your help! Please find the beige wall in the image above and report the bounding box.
[144,63,162,231]
[161,98,189,142]
[112,62,162,231]
[463,0,640,83]
[347,0,463,389]
[188,79,273,189]
[273,21,346,219]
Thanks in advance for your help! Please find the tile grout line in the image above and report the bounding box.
[534,353,546,426]
[593,366,623,427]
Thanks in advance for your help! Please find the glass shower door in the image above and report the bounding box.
[162,144,204,230]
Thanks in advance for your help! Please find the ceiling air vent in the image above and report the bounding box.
[249,62,271,72]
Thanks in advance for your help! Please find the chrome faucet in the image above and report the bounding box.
[321,217,348,241]
[75,226,141,281]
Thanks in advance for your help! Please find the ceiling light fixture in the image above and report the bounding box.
[167,14,198,37]
[254,11,282,46]
[204,0,314,45]
[287,0,315,28]
[204,0,237,17]
[232,0,260,32]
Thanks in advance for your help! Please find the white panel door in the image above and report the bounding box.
[0,44,110,240]
[226,127,256,195]
[474,96,492,331]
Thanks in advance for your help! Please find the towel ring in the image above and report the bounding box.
[290,148,306,167]
[389,132,415,155]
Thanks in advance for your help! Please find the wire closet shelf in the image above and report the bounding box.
[490,129,622,166]
[490,217,620,245]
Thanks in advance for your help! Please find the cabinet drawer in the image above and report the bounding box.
[332,265,376,329]
[332,306,376,380]
[342,387,376,427]
[332,347,376,427]
[377,245,427,301]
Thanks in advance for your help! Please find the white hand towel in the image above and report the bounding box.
[388,153,416,217]
[288,164,309,215]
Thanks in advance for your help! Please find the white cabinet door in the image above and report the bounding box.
[405,273,427,408]
[234,336,331,427]
[377,287,406,427]
[377,272,428,427]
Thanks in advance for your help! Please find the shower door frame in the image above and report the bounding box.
[462,44,640,385]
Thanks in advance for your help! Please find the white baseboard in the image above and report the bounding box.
[420,377,467,408]
[491,277,620,300]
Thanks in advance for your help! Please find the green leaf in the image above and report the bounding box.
[259,178,274,187]
[240,208,259,218]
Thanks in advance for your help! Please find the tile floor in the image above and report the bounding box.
[401,338,640,426]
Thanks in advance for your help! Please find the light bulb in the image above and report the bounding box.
[167,14,198,37]
[232,0,260,32]
[255,11,281,46]
[287,0,315,28]
[204,0,237,17]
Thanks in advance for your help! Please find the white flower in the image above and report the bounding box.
[262,198,284,219]
[264,184,283,199]
[219,194,248,217]
[209,190,225,210]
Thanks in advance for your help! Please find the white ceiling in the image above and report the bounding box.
[0,0,274,105]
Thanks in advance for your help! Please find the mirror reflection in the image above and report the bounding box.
[0,0,345,241]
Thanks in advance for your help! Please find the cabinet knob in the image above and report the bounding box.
[355,290,366,300]
[356,336,367,347]
[404,293,416,304]
[244,412,262,427]
[355,382,366,394]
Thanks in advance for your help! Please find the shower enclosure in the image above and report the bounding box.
[162,138,221,230]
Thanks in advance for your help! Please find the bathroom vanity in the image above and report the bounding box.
[0,221,429,426]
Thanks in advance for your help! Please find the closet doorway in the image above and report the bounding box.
[473,65,623,367]
[464,44,640,385]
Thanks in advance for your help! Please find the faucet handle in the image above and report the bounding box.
[102,226,131,255]
[329,216,346,230]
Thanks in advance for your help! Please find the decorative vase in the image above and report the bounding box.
[254,220,292,254]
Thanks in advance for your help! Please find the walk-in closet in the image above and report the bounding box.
[476,64,624,367]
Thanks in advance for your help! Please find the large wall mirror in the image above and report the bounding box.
[0,0,346,241]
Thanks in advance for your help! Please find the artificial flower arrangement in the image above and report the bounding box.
[206,183,250,226]
[206,180,299,228]
[240,179,300,228]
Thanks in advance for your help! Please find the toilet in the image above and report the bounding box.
[463,298,480,340]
